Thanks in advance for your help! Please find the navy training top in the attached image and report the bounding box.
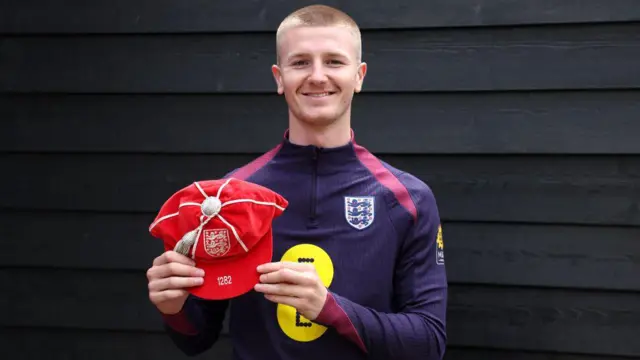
[161,129,448,360]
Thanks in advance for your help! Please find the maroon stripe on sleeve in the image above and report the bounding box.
[316,292,367,353]
[162,311,199,335]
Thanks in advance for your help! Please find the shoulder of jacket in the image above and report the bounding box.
[376,160,436,222]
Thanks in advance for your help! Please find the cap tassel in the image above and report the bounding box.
[174,212,215,257]
[174,228,198,256]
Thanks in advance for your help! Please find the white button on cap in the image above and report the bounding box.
[201,196,222,217]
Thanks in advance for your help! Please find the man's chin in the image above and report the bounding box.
[298,114,339,127]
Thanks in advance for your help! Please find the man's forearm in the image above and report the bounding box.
[315,291,446,359]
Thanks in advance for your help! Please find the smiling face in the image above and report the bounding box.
[272,25,367,128]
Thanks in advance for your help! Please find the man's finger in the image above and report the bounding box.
[263,294,303,310]
[147,262,204,280]
[149,289,190,303]
[257,261,314,274]
[259,268,316,286]
[149,276,204,292]
[254,282,309,298]
[152,250,196,267]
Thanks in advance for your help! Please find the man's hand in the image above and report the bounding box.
[146,250,205,315]
[254,261,328,321]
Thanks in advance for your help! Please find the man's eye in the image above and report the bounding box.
[328,60,343,65]
[292,60,307,66]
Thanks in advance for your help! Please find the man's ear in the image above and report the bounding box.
[354,62,367,93]
[271,64,284,95]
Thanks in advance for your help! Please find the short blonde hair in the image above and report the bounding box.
[276,5,362,63]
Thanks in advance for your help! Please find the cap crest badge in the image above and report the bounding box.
[204,229,231,257]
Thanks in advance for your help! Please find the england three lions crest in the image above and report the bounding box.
[345,196,375,230]
[203,229,231,257]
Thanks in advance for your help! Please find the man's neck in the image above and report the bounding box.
[287,115,352,149]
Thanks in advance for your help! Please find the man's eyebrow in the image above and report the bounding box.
[285,52,307,59]
[285,51,349,59]
[326,51,349,58]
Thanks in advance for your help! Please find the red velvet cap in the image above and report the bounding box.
[149,178,288,300]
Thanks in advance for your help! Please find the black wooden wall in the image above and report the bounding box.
[2,1,640,359]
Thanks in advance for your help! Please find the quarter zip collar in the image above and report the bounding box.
[276,129,359,175]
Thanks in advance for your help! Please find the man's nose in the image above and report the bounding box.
[308,62,328,83]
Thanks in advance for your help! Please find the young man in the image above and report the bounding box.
[146,5,447,360]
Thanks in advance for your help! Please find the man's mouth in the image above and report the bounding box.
[302,91,337,97]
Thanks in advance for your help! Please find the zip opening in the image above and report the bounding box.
[308,147,319,228]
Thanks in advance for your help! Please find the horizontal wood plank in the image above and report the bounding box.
[1,211,638,291]
[1,328,626,360]
[2,0,640,34]
[0,327,230,360]
[2,23,640,93]
[444,348,628,360]
[0,211,165,270]
[0,268,163,331]
[3,91,640,154]
[441,222,640,290]
[2,154,639,225]
[2,269,638,356]
[447,285,640,357]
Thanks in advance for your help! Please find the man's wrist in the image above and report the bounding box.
[313,291,341,327]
